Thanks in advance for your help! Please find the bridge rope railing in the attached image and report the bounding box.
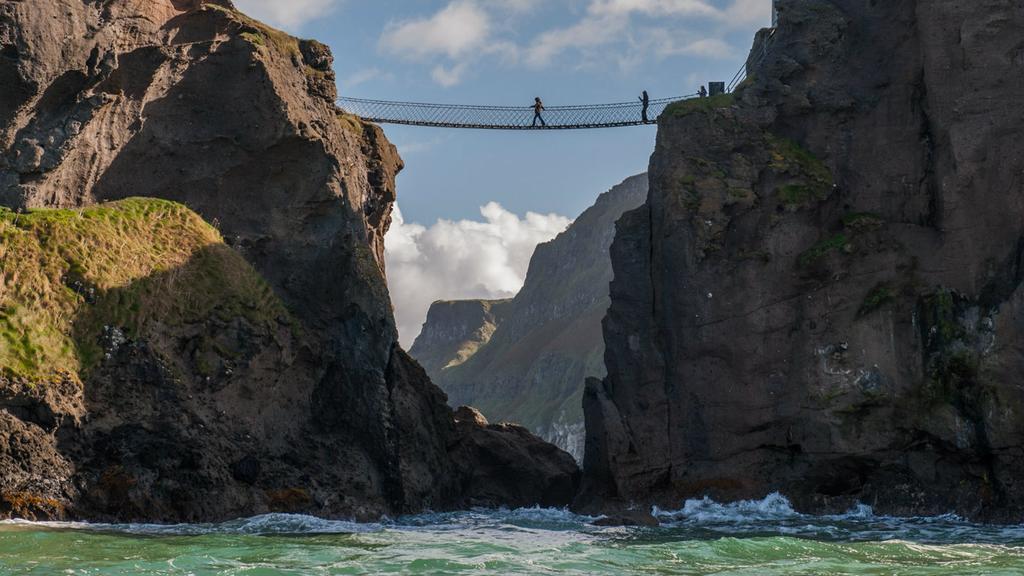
[336,95,695,130]
[728,27,778,93]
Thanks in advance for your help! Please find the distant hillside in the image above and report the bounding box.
[411,174,647,459]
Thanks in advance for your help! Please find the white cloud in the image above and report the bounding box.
[722,0,773,28]
[233,0,341,31]
[588,0,720,19]
[674,37,733,58]
[393,135,449,155]
[378,1,505,87]
[524,0,759,67]
[488,0,544,14]
[525,12,623,67]
[374,0,767,87]
[379,1,492,60]
[431,62,469,87]
[385,203,571,345]
[343,68,393,90]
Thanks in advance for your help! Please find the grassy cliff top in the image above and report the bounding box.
[0,198,289,384]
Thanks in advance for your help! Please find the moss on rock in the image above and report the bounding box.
[769,136,834,208]
[857,283,895,318]
[663,93,735,119]
[797,233,849,267]
[207,4,303,58]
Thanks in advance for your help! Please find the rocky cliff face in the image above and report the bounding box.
[410,299,510,377]
[580,0,1024,520]
[412,175,647,460]
[0,0,576,522]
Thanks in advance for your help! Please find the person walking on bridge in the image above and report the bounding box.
[532,97,547,127]
[639,90,650,123]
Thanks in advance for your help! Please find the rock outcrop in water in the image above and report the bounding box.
[0,0,577,522]
[411,175,647,460]
[579,0,1024,521]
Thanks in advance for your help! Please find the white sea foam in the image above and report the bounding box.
[0,513,377,536]
[5,497,1024,546]
[654,491,800,523]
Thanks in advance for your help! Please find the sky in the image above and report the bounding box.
[233,0,773,344]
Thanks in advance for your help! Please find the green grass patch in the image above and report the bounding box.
[769,136,834,207]
[797,233,849,267]
[683,188,702,211]
[842,212,885,231]
[924,349,981,405]
[919,290,962,344]
[778,184,825,206]
[663,93,735,119]
[736,249,771,263]
[207,4,302,58]
[858,283,895,318]
[336,112,365,135]
[0,198,290,384]
[770,137,833,184]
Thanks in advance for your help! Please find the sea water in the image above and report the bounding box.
[1,493,1023,575]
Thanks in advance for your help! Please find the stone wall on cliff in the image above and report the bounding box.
[411,175,648,460]
[580,0,1024,521]
[0,0,576,522]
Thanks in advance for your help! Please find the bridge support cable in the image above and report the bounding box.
[728,27,778,93]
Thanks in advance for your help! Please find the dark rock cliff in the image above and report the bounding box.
[579,0,1024,520]
[411,175,647,460]
[0,0,576,522]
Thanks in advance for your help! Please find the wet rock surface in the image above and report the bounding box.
[579,0,1024,521]
[0,0,576,522]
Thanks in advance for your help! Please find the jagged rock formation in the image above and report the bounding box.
[0,0,576,522]
[411,175,647,460]
[579,0,1024,521]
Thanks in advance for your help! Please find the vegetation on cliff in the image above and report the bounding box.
[663,94,735,118]
[0,198,289,385]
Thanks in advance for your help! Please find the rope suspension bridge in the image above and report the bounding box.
[336,95,695,130]
[337,11,778,131]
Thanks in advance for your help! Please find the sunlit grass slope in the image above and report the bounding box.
[0,198,288,384]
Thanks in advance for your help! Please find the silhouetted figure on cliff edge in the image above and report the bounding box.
[532,97,546,127]
[699,85,708,98]
[639,90,650,123]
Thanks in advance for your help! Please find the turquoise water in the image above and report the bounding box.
[2,494,1023,575]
